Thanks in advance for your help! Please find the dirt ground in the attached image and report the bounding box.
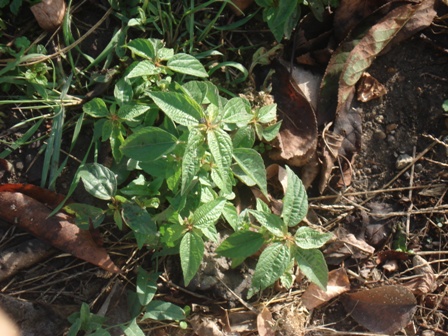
[0,2,447,336]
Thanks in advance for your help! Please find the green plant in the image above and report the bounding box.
[255,0,340,42]
[71,37,330,302]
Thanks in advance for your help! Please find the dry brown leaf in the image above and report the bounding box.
[356,72,388,102]
[190,315,224,336]
[257,307,276,336]
[0,191,120,273]
[318,126,344,194]
[302,268,351,309]
[300,152,320,189]
[269,60,318,167]
[228,311,257,333]
[402,255,438,295]
[30,0,66,31]
[324,227,375,264]
[341,285,417,335]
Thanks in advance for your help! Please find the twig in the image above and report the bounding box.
[406,146,417,236]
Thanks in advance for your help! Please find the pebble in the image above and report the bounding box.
[15,161,24,170]
[387,135,395,144]
[396,154,413,170]
[374,130,386,140]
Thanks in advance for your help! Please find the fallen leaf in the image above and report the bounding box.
[403,255,438,295]
[30,0,66,31]
[302,268,351,309]
[228,311,257,333]
[269,60,318,167]
[324,227,375,265]
[257,306,275,336]
[0,183,66,209]
[341,285,417,335]
[318,125,344,193]
[0,191,120,273]
[356,72,388,102]
[190,315,224,336]
[300,152,320,190]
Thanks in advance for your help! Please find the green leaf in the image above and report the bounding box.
[126,60,160,78]
[248,242,291,298]
[249,209,285,238]
[192,197,226,229]
[83,98,109,118]
[121,127,177,162]
[282,166,308,227]
[182,81,208,103]
[232,125,255,148]
[222,97,252,126]
[294,247,328,290]
[122,202,158,238]
[181,128,205,194]
[167,53,208,78]
[262,121,281,141]
[216,230,264,258]
[127,38,155,59]
[114,78,133,105]
[232,148,267,196]
[142,300,185,321]
[123,318,145,336]
[64,203,105,229]
[294,227,333,249]
[79,163,117,200]
[148,91,204,126]
[443,100,448,112]
[136,268,158,306]
[180,231,204,285]
[117,104,151,122]
[207,127,233,183]
[257,104,277,123]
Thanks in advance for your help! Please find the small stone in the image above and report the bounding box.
[373,130,386,140]
[387,135,395,144]
[396,154,413,170]
[15,161,24,170]
[386,123,398,133]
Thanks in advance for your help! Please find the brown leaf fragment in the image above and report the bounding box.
[341,285,417,335]
[318,126,344,194]
[302,268,351,309]
[0,239,56,282]
[228,311,257,333]
[0,183,66,209]
[257,307,276,336]
[324,227,375,264]
[30,0,66,31]
[0,192,120,273]
[386,0,436,52]
[269,60,318,167]
[300,151,320,190]
[357,72,388,102]
[190,315,224,336]
[402,255,438,295]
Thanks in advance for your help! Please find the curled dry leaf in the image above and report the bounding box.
[30,0,66,31]
[341,285,417,335]
[269,60,318,167]
[402,255,438,295]
[302,268,350,310]
[324,227,375,265]
[0,191,120,273]
[356,72,388,102]
[318,125,344,193]
[0,183,66,209]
